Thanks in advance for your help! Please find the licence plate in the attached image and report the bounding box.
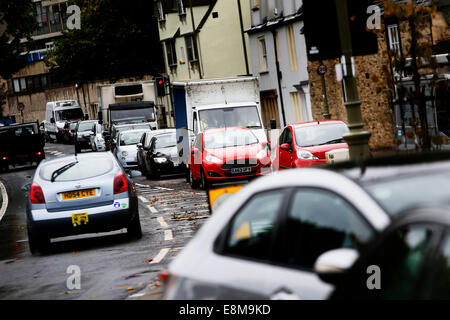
[62,189,96,200]
[72,213,89,226]
[17,154,28,158]
[231,167,252,174]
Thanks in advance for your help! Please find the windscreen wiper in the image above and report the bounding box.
[51,161,78,182]
[318,138,345,146]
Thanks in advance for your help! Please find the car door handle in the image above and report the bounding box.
[270,288,301,300]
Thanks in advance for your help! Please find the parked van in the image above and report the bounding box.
[44,100,84,143]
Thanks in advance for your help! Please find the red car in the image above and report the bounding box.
[273,120,349,170]
[189,127,271,189]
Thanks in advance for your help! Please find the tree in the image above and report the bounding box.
[377,0,439,150]
[0,0,37,79]
[46,0,164,85]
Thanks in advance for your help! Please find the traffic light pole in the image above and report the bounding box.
[335,0,371,161]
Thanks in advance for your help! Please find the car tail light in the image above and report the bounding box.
[159,270,177,300]
[113,172,128,194]
[30,182,45,204]
[36,152,42,156]
[1,156,7,160]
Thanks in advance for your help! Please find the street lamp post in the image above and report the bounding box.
[335,0,371,160]
[318,60,331,120]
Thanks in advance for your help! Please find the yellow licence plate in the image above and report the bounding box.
[72,213,89,226]
[62,189,96,200]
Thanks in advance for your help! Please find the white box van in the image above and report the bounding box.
[44,100,84,142]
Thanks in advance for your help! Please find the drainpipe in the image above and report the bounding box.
[271,29,287,127]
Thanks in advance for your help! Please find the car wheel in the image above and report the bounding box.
[127,211,142,239]
[200,168,210,190]
[189,169,199,189]
[27,223,50,255]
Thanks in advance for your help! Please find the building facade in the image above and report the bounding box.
[246,0,312,130]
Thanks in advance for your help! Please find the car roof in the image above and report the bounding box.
[290,120,346,128]
[40,151,115,165]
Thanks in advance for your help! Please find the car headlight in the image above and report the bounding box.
[154,157,168,164]
[121,151,128,157]
[256,149,268,160]
[297,150,320,160]
[205,155,222,164]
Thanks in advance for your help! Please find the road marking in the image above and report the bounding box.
[148,205,158,214]
[156,216,168,228]
[149,248,170,264]
[135,183,150,187]
[138,196,148,203]
[0,180,9,223]
[164,229,173,241]
[155,186,174,191]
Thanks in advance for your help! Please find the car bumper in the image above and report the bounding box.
[28,198,136,238]
[294,159,326,168]
[202,162,271,180]
[153,162,185,175]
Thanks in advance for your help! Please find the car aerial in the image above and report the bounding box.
[325,204,450,300]
[114,129,151,171]
[161,152,450,300]
[136,128,176,178]
[90,122,106,152]
[74,120,98,153]
[272,120,349,170]
[109,122,154,153]
[24,152,141,254]
[140,131,184,179]
[189,127,271,190]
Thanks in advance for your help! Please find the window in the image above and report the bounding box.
[258,37,268,72]
[286,25,298,71]
[156,0,165,21]
[193,112,198,133]
[290,92,303,122]
[252,0,260,10]
[223,191,285,261]
[185,35,198,62]
[275,32,281,62]
[282,188,374,270]
[177,0,186,15]
[13,79,20,93]
[279,127,292,147]
[166,40,177,66]
[387,24,402,57]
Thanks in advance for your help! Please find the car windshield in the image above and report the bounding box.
[78,121,96,132]
[155,134,176,149]
[115,124,152,138]
[294,123,349,147]
[56,108,84,121]
[204,130,258,149]
[40,157,113,182]
[199,106,262,130]
[110,107,156,123]
[70,123,77,130]
[362,171,450,217]
[119,131,146,146]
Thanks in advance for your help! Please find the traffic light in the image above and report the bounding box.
[155,77,166,97]
[303,0,378,61]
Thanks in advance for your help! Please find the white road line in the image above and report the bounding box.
[0,180,9,223]
[148,205,158,214]
[155,186,174,191]
[149,248,170,264]
[135,183,150,187]
[138,196,148,203]
[156,216,168,228]
[164,229,173,241]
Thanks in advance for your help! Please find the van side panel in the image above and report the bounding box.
[173,86,189,166]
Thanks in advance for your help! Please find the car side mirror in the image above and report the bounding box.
[280,143,291,152]
[313,248,359,284]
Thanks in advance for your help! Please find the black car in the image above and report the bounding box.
[137,129,175,177]
[321,205,450,300]
[141,131,184,179]
[74,120,97,153]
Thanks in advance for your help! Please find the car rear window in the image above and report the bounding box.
[39,157,114,181]
[362,171,450,216]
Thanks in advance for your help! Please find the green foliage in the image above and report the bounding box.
[0,0,37,79]
[46,0,164,84]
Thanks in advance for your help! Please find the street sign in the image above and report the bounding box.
[17,102,25,112]
[317,64,328,75]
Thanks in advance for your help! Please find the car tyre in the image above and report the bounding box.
[189,169,199,189]
[200,168,210,190]
[127,211,142,239]
[27,223,50,255]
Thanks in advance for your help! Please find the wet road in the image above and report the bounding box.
[0,142,212,299]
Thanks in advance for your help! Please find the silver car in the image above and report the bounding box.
[114,129,151,171]
[25,152,141,254]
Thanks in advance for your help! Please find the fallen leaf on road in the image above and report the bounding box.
[126,287,134,292]
[146,258,153,263]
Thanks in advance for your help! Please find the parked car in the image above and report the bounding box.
[162,152,450,299]
[62,121,77,144]
[109,122,154,153]
[273,120,349,170]
[136,128,176,177]
[140,131,184,179]
[90,122,106,152]
[189,127,271,190]
[74,120,98,153]
[24,152,141,254]
[114,129,151,171]
[325,205,450,300]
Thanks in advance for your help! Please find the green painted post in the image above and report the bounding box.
[335,0,371,160]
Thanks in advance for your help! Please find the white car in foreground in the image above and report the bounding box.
[162,154,450,299]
